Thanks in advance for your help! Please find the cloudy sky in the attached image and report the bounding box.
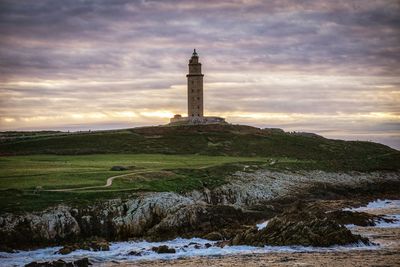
[0,0,399,148]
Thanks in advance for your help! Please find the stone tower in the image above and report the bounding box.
[187,49,204,118]
[168,50,226,125]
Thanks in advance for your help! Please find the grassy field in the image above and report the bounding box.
[0,154,262,190]
[1,124,399,214]
[0,154,274,213]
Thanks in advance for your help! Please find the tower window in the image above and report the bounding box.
[192,81,194,84]
[197,97,200,100]
[197,105,200,108]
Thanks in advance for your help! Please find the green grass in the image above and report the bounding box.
[0,154,272,213]
[1,125,398,164]
[0,154,268,190]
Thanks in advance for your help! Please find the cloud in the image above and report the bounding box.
[0,0,399,148]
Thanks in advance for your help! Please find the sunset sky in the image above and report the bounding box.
[0,0,399,148]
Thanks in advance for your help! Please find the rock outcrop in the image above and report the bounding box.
[195,170,400,206]
[147,204,267,240]
[25,257,91,267]
[0,206,80,249]
[151,245,176,254]
[231,204,369,247]
[326,210,392,227]
[58,238,110,255]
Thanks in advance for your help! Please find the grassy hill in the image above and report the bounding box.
[0,124,399,213]
[1,124,399,171]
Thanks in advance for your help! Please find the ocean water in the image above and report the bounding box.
[343,199,400,228]
[343,199,400,212]
[0,238,377,266]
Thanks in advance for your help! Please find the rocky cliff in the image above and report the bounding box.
[1,170,399,250]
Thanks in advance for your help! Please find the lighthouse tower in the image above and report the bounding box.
[169,49,226,125]
[187,49,204,118]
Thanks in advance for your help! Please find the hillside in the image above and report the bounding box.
[1,124,399,171]
[1,124,400,260]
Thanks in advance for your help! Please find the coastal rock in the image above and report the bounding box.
[231,204,369,247]
[74,258,92,267]
[25,258,91,267]
[127,250,142,256]
[57,238,110,255]
[114,192,195,237]
[151,245,176,254]
[202,170,400,206]
[0,206,80,248]
[327,210,392,227]
[203,231,224,241]
[146,204,267,240]
[25,260,72,266]
[0,192,195,249]
[74,192,195,239]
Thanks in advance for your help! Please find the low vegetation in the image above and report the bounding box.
[0,124,399,213]
[1,125,398,165]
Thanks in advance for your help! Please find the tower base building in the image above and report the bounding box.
[169,114,226,125]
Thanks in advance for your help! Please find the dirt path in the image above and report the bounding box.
[44,164,218,192]
[45,170,154,192]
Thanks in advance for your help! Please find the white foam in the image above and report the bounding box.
[374,214,400,228]
[0,238,377,266]
[343,199,400,228]
[256,220,269,230]
[343,199,400,212]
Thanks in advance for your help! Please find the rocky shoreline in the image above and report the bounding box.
[1,170,399,258]
[2,198,400,266]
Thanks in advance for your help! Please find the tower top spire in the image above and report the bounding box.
[192,49,198,57]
